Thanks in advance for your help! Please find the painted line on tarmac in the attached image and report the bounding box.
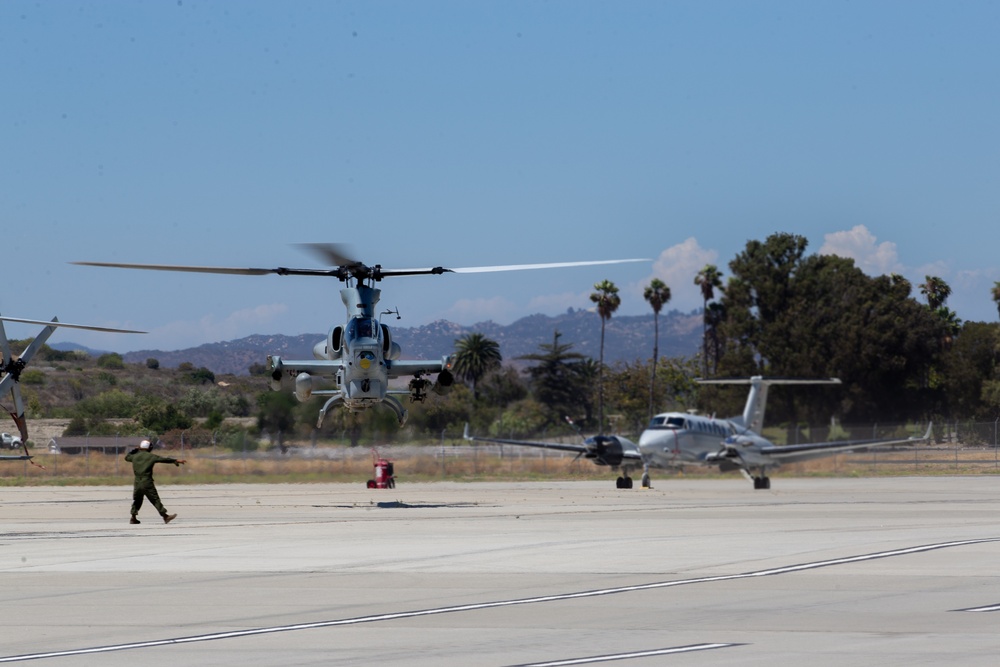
[2,537,997,663]
[507,643,745,666]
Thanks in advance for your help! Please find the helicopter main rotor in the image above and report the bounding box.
[73,243,649,286]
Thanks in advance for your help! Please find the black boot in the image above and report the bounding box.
[129,516,140,524]
[163,513,177,524]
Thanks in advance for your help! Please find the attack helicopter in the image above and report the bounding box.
[75,244,648,427]
[1,314,145,464]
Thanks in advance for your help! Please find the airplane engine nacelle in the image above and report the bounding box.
[294,373,313,402]
[433,368,454,395]
[587,436,624,467]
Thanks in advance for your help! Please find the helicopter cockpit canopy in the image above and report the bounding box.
[346,317,378,342]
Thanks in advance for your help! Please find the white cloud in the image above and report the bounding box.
[818,225,903,276]
[642,237,720,312]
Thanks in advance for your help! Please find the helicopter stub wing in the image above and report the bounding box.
[385,357,451,378]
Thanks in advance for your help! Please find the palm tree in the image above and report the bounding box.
[919,275,951,311]
[590,279,620,434]
[992,281,1000,320]
[694,264,723,377]
[452,333,502,400]
[643,278,671,421]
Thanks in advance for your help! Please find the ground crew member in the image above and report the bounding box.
[125,439,186,524]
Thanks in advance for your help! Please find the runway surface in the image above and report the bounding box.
[2,477,999,666]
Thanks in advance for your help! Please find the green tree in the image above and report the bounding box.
[992,281,1000,320]
[643,278,671,420]
[936,321,1000,419]
[256,391,297,445]
[518,331,588,428]
[589,279,620,434]
[694,264,723,377]
[603,357,701,433]
[135,400,193,433]
[145,358,160,370]
[187,366,216,385]
[452,333,503,400]
[715,234,945,423]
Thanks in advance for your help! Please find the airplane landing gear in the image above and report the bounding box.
[753,475,771,490]
[616,475,633,489]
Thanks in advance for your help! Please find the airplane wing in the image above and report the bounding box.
[759,423,933,463]
[0,455,31,461]
[462,425,644,461]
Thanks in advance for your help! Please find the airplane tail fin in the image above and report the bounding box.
[697,376,841,434]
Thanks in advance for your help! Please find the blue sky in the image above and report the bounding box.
[3,1,999,352]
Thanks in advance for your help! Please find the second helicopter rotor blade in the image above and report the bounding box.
[294,243,359,267]
[448,258,649,273]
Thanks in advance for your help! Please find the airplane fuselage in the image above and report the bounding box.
[638,412,738,470]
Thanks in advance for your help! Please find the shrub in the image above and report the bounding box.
[20,369,45,385]
[96,353,124,369]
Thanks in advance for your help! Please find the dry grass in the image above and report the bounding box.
[3,445,999,486]
[0,447,619,486]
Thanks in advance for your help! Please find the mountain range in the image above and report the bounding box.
[63,309,704,376]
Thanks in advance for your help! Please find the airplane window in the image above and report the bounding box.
[666,417,685,429]
[648,416,666,427]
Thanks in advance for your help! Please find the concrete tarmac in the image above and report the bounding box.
[2,477,999,666]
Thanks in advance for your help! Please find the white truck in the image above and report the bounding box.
[1,432,23,449]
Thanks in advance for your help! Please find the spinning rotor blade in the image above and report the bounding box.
[73,261,278,276]
[0,316,146,334]
[74,253,650,281]
[294,243,359,267]
[72,261,344,279]
[448,258,649,274]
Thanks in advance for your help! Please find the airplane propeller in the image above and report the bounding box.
[0,315,145,464]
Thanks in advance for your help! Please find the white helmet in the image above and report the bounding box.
[139,440,151,450]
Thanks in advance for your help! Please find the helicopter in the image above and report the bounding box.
[0,314,145,464]
[74,244,648,428]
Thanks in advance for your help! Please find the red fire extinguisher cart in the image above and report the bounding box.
[367,448,395,489]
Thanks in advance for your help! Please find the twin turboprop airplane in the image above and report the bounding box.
[466,377,932,490]
[0,314,145,464]
[463,419,644,488]
[75,245,648,428]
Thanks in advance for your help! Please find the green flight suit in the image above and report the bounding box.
[125,449,180,518]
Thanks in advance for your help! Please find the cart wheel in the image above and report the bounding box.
[366,480,376,488]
